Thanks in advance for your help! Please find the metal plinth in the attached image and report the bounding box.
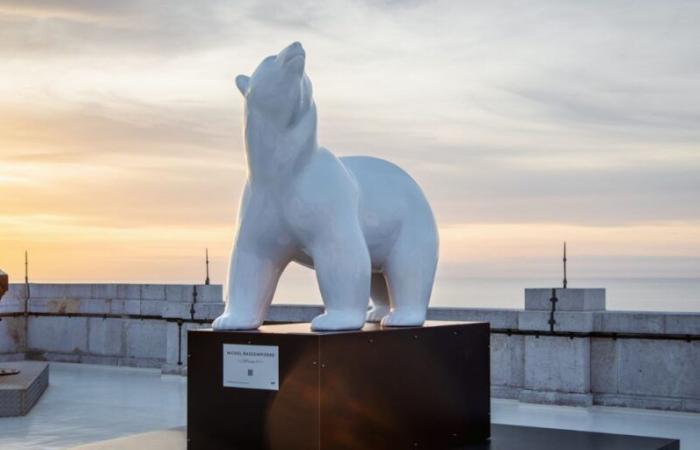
[188,321,491,450]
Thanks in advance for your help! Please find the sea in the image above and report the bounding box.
[273,276,700,313]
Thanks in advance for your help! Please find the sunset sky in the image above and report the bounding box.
[1,1,699,292]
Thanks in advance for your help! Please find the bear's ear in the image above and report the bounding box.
[235,75,250,96]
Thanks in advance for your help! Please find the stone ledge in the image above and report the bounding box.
[428,307,519,329]
[518,311,596,332]
[519,389,593,407]
[593,393,688,412]
[492,385,520,400]
[525,288,605,311]
[26,352,165,369]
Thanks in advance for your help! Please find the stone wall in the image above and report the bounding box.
[0,283,698,412]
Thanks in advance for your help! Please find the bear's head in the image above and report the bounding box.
[236,42,314,129]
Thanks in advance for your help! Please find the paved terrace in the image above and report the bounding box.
[0,363,697,449]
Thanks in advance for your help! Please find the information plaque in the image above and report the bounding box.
[223,344,279,391]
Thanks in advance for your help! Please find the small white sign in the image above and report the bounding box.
[223,344,279,391]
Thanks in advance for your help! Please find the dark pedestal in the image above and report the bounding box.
[187,321,490,450]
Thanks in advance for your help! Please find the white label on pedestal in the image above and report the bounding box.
[223,344,279,391]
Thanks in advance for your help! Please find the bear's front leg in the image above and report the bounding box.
[310,220,371,331]
[212,196,290,330]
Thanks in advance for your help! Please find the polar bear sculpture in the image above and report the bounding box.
[212,42,439,331]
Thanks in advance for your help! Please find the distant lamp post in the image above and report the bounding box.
[205,248,211,285]
[562,242,568,289]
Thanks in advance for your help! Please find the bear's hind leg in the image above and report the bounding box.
[381,231,438,327]
[366,273,391,323]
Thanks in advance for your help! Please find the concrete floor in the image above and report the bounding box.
[0,362,697,449]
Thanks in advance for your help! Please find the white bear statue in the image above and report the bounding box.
[212,42,439,331]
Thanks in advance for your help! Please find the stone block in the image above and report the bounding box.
[80,299,111,314]
[490,334,524,388]
[88,318,124,356]
[117,357,163,369]
[141,285,166,300]
[491,385,520,399]
[125,300,141,315]
[618,339,700,398]
[80,355,119,366]
[165,284,194,303]
[30,283,65,299]
[593,393,684,411]
[4,284,28,302]
[519,390,593,407]
[194,303,223,320]
[0,317,25,353]
[27,298,49,313]
[91,284,117,299]
[116,284,141,300]
[63,284,93,299]
[682,398,700,413]
[598,311,665,334]
[0,353,25,363]
[0,295,22,313]
[197,285,223,303]
[664,313,700,335]
[41,352,81,363]
[140,300,164,317]
[591,338,618,394]
[45,298,81,314]
[525,288,605,311]
[524,335,590,393]
[27,316,88,353]
[125,319,166,359]
[163,302,191,319]
[109,299,125,314]
[428,307,519,329]
[165,322,181,365]
[518,311,595,332]
[165,285,190,303]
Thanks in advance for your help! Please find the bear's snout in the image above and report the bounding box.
[279,41,305,66]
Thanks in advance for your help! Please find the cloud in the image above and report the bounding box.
[0,0,698,281]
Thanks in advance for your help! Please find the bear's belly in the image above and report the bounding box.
[291,243,390,273]
[287,155,434,273]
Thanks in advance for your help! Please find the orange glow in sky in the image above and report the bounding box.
[1,1,698,285]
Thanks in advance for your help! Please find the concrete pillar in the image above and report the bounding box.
[518,288,605,407]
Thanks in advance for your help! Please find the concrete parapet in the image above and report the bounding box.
[1,283,699,413]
